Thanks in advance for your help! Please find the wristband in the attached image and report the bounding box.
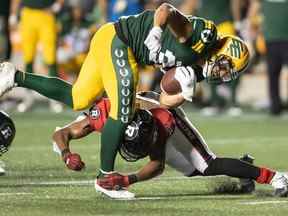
[128,174,138,184]
[61,148,70,158]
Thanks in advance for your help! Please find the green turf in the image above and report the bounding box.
[1,110,288,216]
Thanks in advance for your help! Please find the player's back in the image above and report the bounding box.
[116,10,218,68]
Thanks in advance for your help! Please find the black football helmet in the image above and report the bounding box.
[119,109,158,162]
[0,111,16,156]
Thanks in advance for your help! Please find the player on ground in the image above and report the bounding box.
[52,92,288,199]
[0,3,249,198]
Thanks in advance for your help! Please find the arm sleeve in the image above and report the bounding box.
[88,98,111,132]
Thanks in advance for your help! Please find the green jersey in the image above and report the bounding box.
[22,0,55,9]
[262,0,288,41]
[116,10,218,69]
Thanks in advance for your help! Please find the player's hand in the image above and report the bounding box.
[97,172,130,190]
[63,153,85,171]
[174,66,196,102]
[144,26,162,62]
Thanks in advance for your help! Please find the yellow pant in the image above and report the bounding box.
[20,7,57,64]
[72,23,139,122]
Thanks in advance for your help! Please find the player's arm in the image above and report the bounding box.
[127,142,166,185]
[52,115,94,171]
[159,92,185,109]
[154,3,192,42]
[9,0,20,28]
[144,3,193,61]
[52,115,94,157]
[230,0,243,34]
[159,65,198,107]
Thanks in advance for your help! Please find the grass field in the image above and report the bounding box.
[1,109,288,216]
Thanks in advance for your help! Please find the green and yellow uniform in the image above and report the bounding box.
[20,0,57,71]
[74,10,217,115]
[16,10,218,172]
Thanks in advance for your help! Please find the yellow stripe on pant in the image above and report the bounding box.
[20,7,57,64]
[72,23,139,122]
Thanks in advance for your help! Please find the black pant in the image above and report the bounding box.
[266,41,288,114]
[0,15,12,60]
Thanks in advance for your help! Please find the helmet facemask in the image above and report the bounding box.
[0,112,16,156]
[204,54,238,84]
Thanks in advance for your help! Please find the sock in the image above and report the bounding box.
[25,62,33,74]
[256,167,275,184]
[100,117,126,173]
[48,64,58,77]
[204,157,260,179]
[15,71,73,108]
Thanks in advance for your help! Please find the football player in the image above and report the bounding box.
[0,3,249,198]
[0,111,16,176]
[52,92,288,199]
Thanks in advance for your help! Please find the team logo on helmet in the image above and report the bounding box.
[125,121,139,140]
[89,106,100,120]
[0,111,16,156]
[201,29,213,43]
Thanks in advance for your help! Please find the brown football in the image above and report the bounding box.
[160,67,181,95]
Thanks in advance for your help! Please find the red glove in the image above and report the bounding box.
[63,153,85,171]
[97,172,130,190]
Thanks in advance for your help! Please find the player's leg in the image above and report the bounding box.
[92,24,138,199]
[165,138,197,176]
[39,10,58,77]
[0,22,109,108]
[20,7,38,74]
[99,34,139,173]
[172,108,288,196]
[266,42,283,115]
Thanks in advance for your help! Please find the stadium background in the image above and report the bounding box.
[0,0,288,215]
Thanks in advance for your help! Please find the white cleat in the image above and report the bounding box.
[0,161,6,176]
[49,100,64,113]
[0,62,17,97]
[270,172,288,197]
[94,180,135,200]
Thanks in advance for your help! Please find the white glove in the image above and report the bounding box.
[174,66,196,102]
[144,26,162,62]
[202,61,212,79]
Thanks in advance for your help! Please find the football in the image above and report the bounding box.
[160,67,181,95]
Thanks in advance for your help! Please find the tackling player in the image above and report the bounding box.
[0,3,249,198]
[52,92,288,199]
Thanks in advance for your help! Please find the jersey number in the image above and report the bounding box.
[157,50,176,68]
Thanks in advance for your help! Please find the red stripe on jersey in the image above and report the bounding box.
[88,98,111,132]
[150,108,175,137]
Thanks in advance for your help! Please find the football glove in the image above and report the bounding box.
[97,172,130,190]
[144,26,162,62]
[174,66,196,102]
[63,153,85,171]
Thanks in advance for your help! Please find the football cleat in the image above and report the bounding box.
[239,154,255,193]
[49,100,64,113]
[94,180,135,200]
[0,161,5,176]
[0,62,17,97]
[270,172,288,197]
